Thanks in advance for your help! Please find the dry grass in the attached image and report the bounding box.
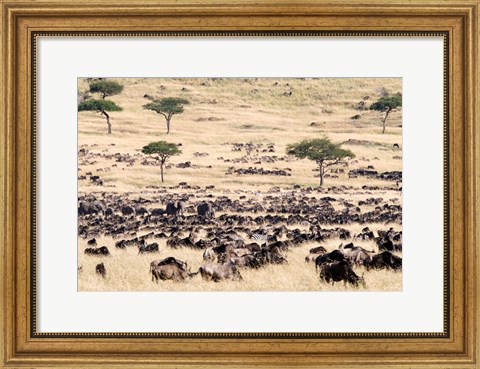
[78,77,402,292]
[78,224,402,292]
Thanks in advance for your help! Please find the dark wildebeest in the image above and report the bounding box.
[199,263,243,282]
[78,201,103,216]
[165,200,186,217]
[95,263,106,278]
[138,242,159,254]
[84,246,110,256]
[115,239,127,249]
[229,254,261,269]
[393,143,400,149]
[150,208,165,216]
[197,202,215,219]
[315,249,344,270]
[150,256,188,272]
[87,238,97,246]
[363,251,402,271]
[377,238,394,252]
[319,260,364,286]
[121,205,135,216]
[166,202,179,217]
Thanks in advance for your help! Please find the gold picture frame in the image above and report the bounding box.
[1,0,478,367]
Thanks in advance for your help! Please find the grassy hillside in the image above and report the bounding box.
[78,77,402,192]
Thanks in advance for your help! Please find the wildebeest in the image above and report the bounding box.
[319,260,364,286]
[254,246,287,265]
[197,202,215,219]
[78,201,103,215]
[150,256,188,272]
[377,238,394,252]
[229,254,261,269]
[315,249,345,270]
[150,257,191,282]
[87,238,97,246]
[121,205,135,216]
[95,262,106,278]
[84,246,110,256]
[309,246,327,254]
[199,263,242,282]
[176,201,186,216]
[340,244,375,265]
[151,263,188,282]
[166,202,179,217]
[363,251,402,270]
[150,208,165,216]
[138,242,159,254]
[165,201,186,217]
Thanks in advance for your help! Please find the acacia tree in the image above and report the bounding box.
[370,94,402,134]
[142,141,182,183]
[286,138,354,186]
[143,97,189,134]
[89,80,124,100]
[78,99,122,134]
[77,79,124,134]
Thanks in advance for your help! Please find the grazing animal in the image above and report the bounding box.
[95,263,106,278]
[138,242,159,254]
[84,246,110,256]
[78,201,103,215]
[319,260,364,286]
[363,251,402,270]
[150,256,188,271]
[377,238,395,252]
[121,205,135,216]
[150,257,191,282]
[315,250,345,270]
[150,208,165,216]
[230,254,261,269]
[197,202,215,219]
[340,244,375,265]
[166,202,179,217]
[176,201,186,216]
[87,238,97,246]
[309,246,327,254]
[199,263,243,282]
[151,263,188,282]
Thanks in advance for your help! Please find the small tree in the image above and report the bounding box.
[370,94,402,134]
[286,138,354,186]
[143,97,189,134]
[142,141,182,183]
[89,80,124,100]
[78,99,122,134]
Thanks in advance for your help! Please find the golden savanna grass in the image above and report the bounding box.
[78,77,402,291]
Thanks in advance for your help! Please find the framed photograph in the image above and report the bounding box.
[1,1,478,368]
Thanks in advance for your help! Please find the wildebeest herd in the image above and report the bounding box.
[78,182,402,290]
